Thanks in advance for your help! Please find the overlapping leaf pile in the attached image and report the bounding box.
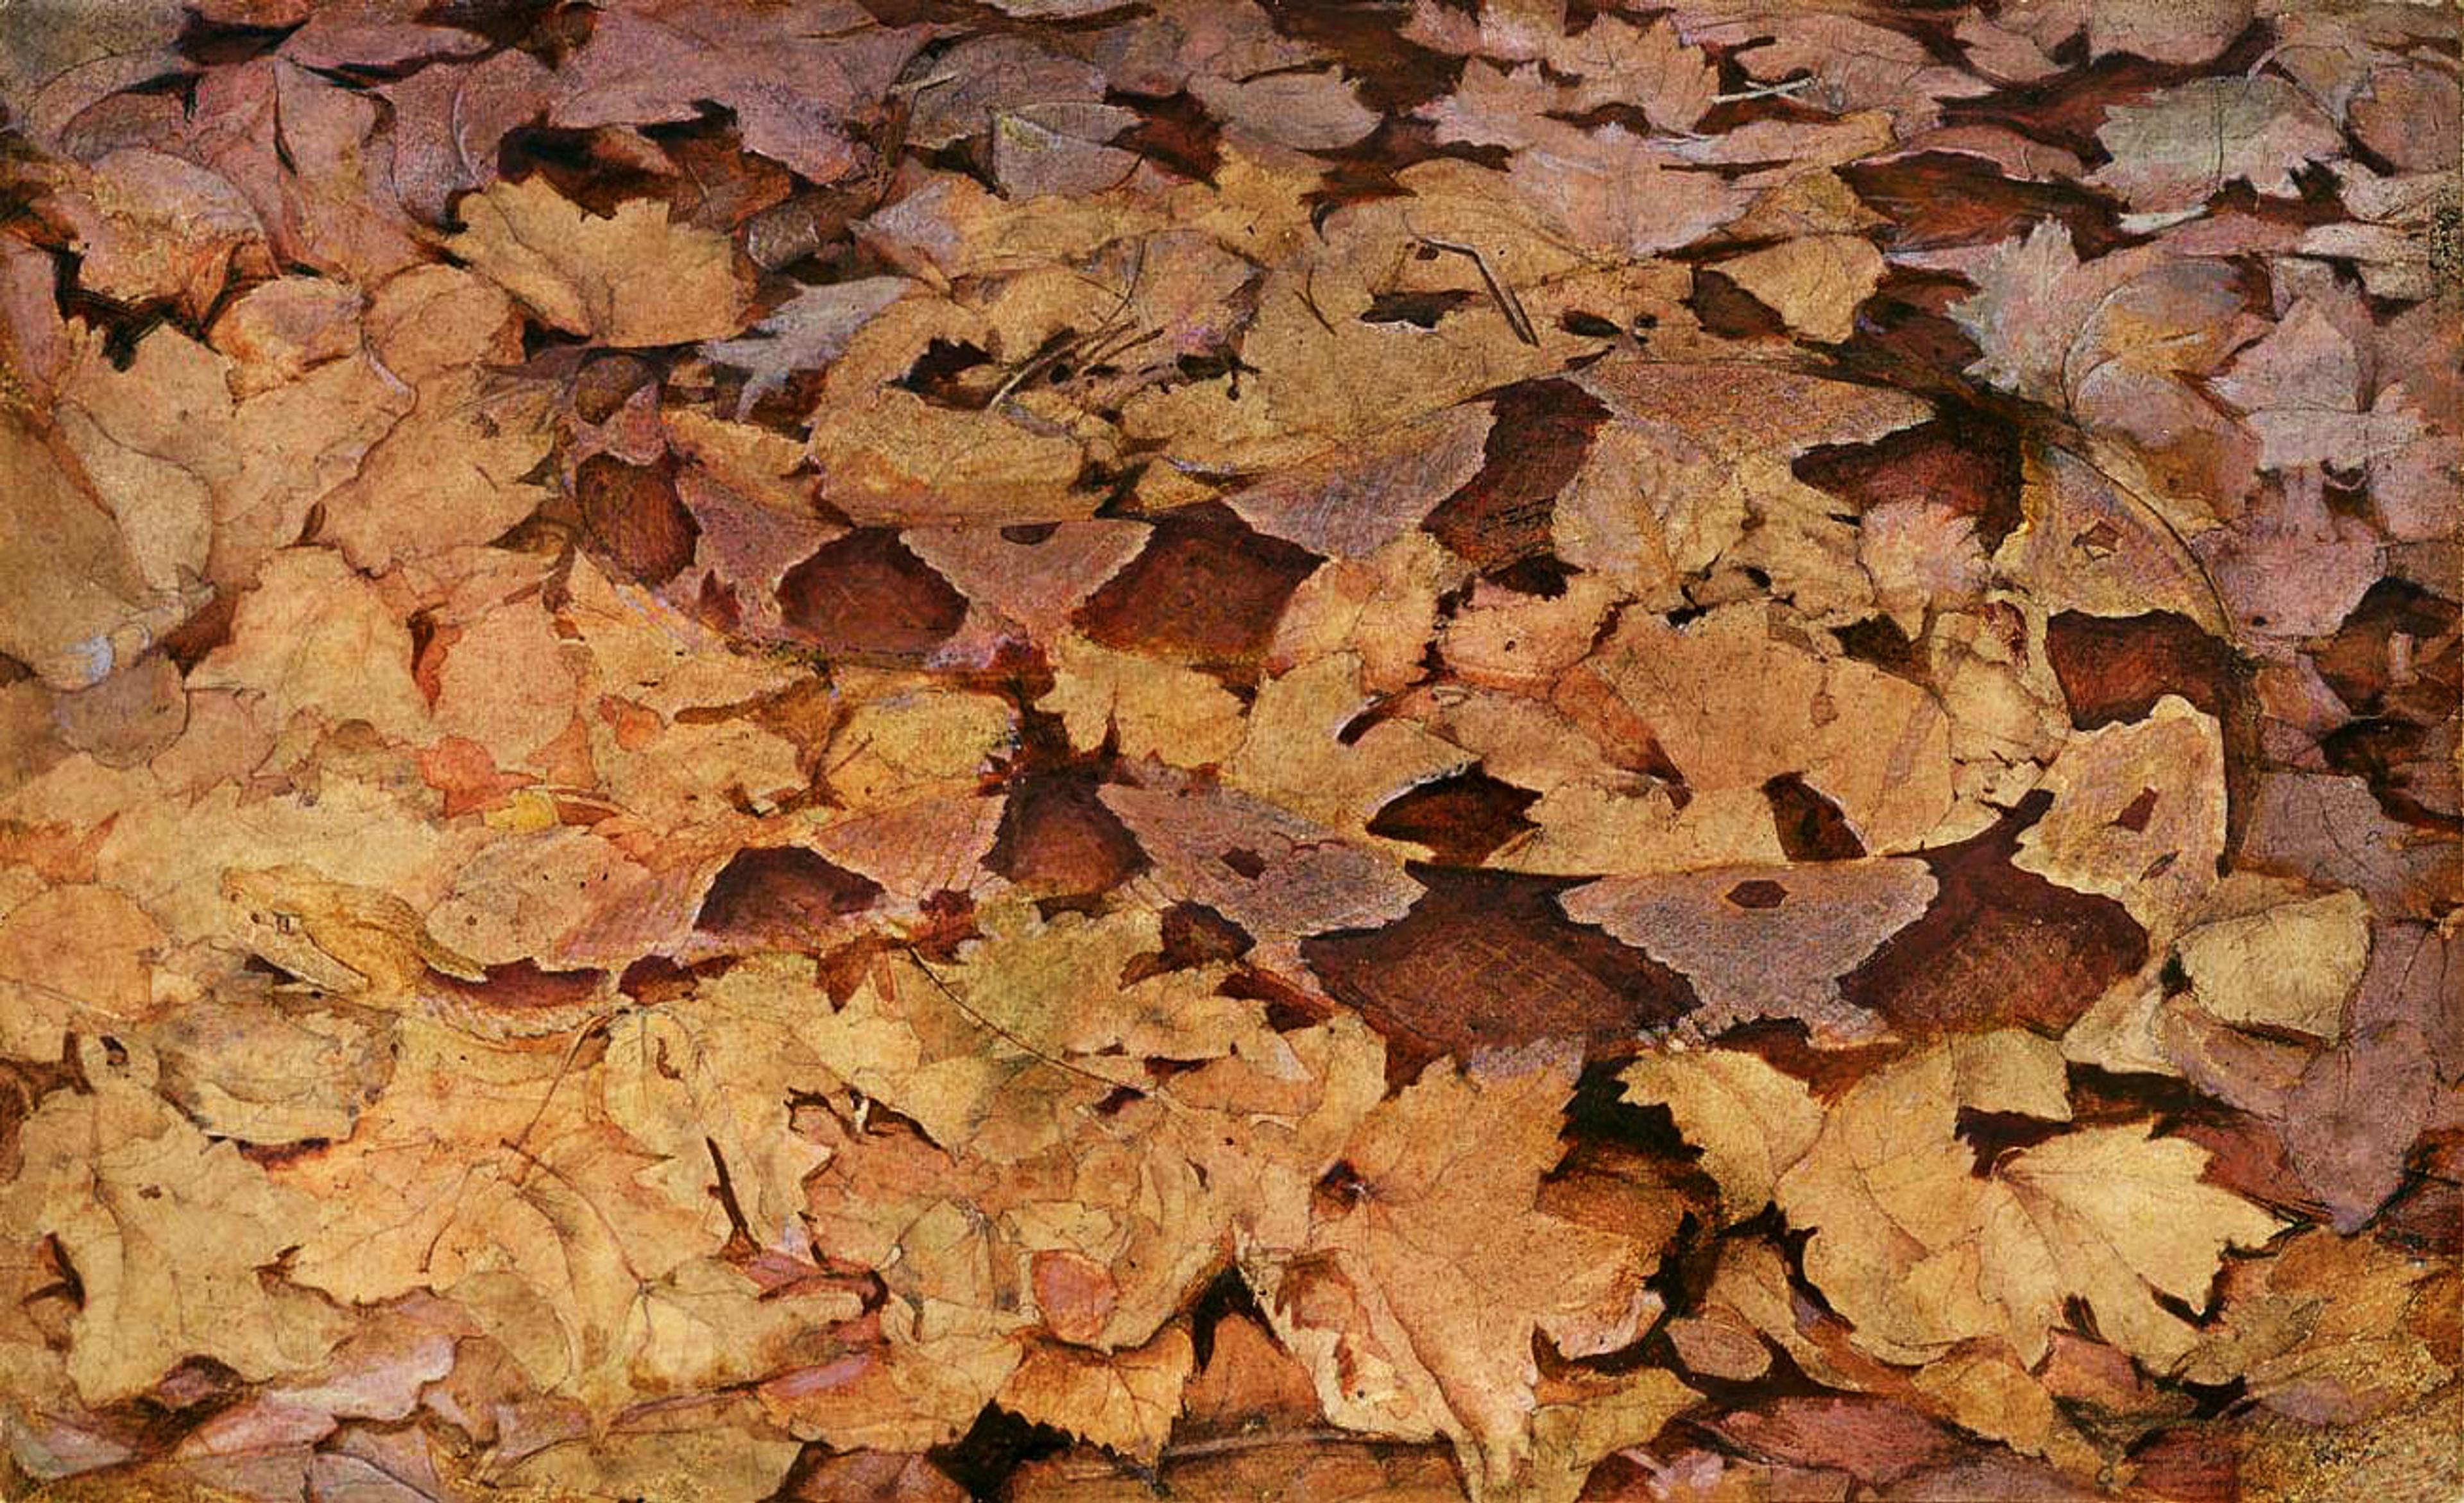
[0,1,2457,1499]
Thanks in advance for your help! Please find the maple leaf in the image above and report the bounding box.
[804,943,1122,1162]
[1679,7,1993,132]
[1039,633,1249,767]
[599,954,841,1249]
[1254,1044,1664,1495]
[2181,1228,2458,1422]
[309,266,555,572]
[1507,126,1757,259]
[1774,1035,2283,1367]
[547,1,920,185]
[1225,652,1475,836]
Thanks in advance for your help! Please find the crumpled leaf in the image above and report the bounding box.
[0,1076,346,1405]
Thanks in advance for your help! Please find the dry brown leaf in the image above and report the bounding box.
[1775,1036,2282,1368]
[2176,888,2372,1038]
[447,176,747,347]
[2015,695,2225,932]
[1620,1049,1823,1220]
[0,1074,346,1405]
[0,7,2447,1495]
[1581,604,1955,855]
[1256,1044,1663,1495]
[1713,235,1885,343]
[998,1327,1195,1463]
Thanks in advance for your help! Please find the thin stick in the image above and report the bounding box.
[900,945,1138,1093]
[1415,236,1540,346]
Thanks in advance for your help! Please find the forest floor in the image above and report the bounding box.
[0,1,2457,1500]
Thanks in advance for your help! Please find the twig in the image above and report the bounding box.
[900,944,1140,1094]
[1414,236,1540,346]
[1711,76,1817,105]
[501,1008,619,1182]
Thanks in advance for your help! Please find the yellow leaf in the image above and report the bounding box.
[1582,603,1955,855]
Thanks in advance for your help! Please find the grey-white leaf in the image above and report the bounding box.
[703,277,908,416]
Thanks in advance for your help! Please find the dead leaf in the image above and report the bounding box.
[448,176,748,347]
[1,1076,346,1404]
[1775,1036,2282,1367]
[1256,1044,1663,1494]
